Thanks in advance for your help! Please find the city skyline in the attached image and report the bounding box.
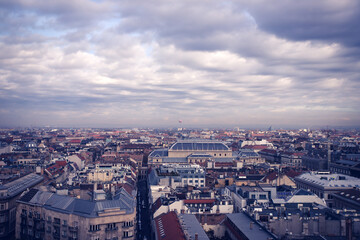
[1,0,360,128]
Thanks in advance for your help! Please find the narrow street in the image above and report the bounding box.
[136,154,151,240]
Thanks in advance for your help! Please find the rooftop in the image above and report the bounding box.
[295,172,360,188]
[179,214,209,240]
[18,188,135,218]
[154,211,186,240]
[0,173,43,199]
[170,141,230,151]
[226,213,276,240]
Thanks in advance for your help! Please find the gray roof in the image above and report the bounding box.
[0,173,43,199]
[334,160,358,166]
[226,213,277,240]
[149,149,169,157]
[179,214,209,240]
[170,141,230,151]
[18,189,135,218]
[295,172,360,188]
[237,149,260,158]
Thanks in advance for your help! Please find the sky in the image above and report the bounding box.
[1,0,360,129]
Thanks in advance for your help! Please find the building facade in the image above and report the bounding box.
[0,173,43,240]
[16,188,136,240]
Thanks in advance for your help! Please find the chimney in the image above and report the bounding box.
[250,222,253,230]
[195,233,198,240]
[181,209,185,214]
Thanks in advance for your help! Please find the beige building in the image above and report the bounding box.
[16,188,136,240]
[87,164,132,183]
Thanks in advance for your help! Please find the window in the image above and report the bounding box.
[107,223,116,229]
[123,221,133,227]
[54,218,60,225]
[89,224,101,232]
[259,194,267,199]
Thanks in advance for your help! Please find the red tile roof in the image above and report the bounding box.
[154,212,186,240]
[243,145,268,150]
[285,169,302,178]
[263,172,278,182]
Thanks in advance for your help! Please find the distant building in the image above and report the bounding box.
[258,149,280,163]
[302,155,328,171]
[149,140,233,166]
[280,151,304,167]
[235,149,265,166]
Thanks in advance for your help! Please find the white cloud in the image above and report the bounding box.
[0,0,359,128]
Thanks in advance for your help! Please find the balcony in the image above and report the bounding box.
[105,226,118,232]
[123,235,134,239]
[68,226,78,232]
[53,232,60,239]
[122,224,133,229]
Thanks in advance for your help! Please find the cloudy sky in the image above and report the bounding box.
[1,0,360,129]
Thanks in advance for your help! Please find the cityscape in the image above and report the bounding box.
[1,0,360,240]
[0,127,360,240]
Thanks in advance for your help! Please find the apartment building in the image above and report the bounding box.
[16,188,136,240]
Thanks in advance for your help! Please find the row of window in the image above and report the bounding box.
[183,180,204,183]
[89,221,133,232]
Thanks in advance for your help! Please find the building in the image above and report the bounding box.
[280,152,303,168]
[153,211,186,240]
[294,172,360,207]
[178,214,209,240]
[16,188,136,240]
[332,188,360,211]
[155,164,206,188]
[86,164,132,183]
[235,149,265,166]
[149,140,233,166]
[0,173,43,240]
[224,213,277,240]
[302,155,328,171]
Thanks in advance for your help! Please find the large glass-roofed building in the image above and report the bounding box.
[149,140,233,166]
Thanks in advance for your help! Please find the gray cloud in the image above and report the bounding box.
[0,0,359,128]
